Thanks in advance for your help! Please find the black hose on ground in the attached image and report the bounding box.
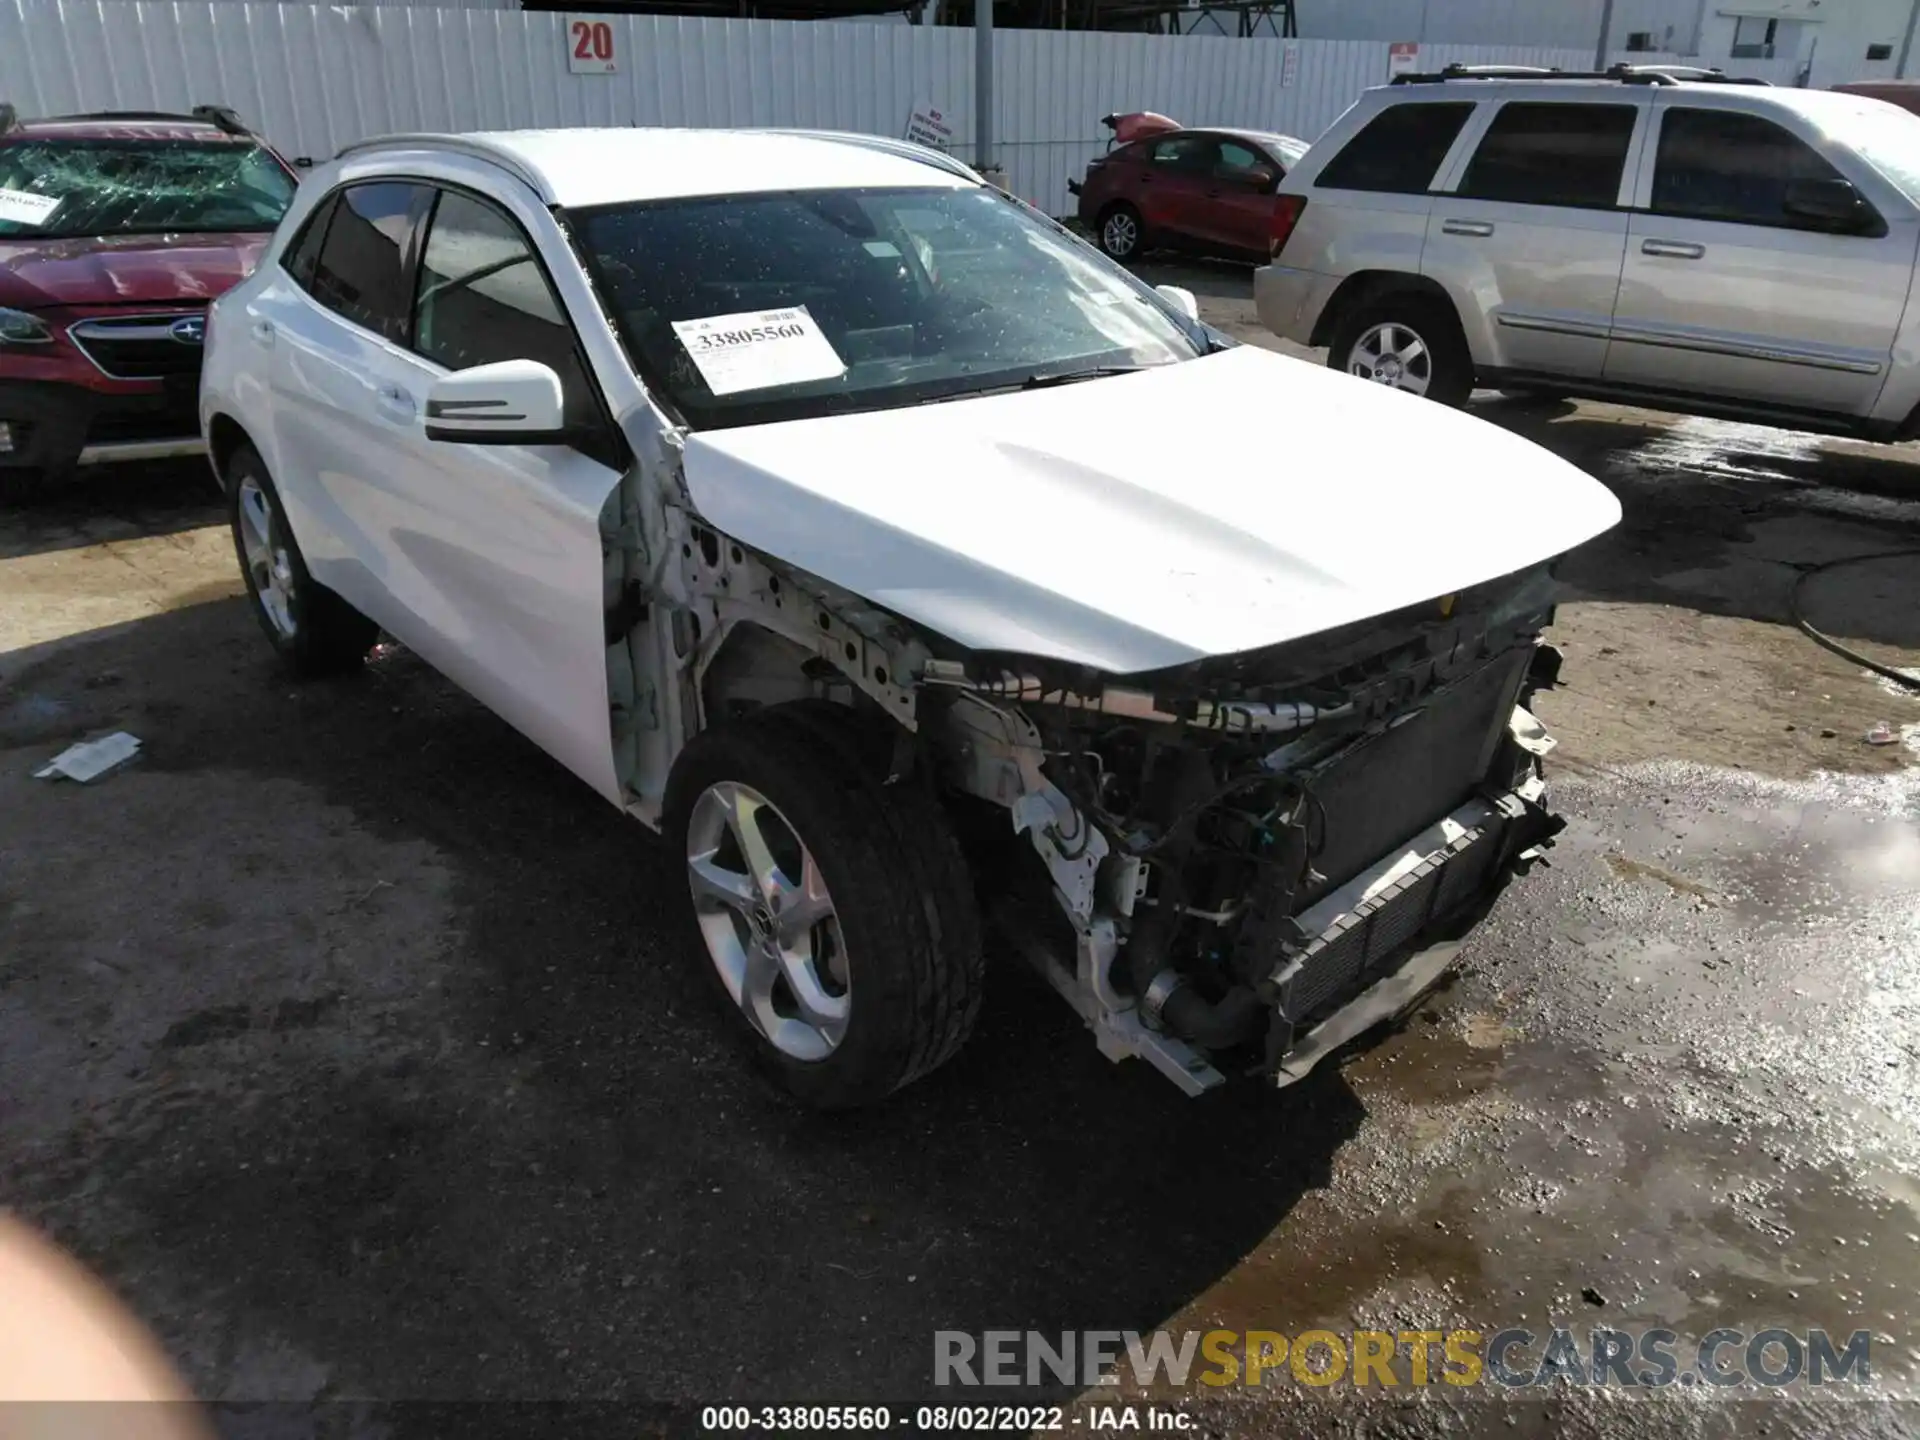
[1788,548,1920,693]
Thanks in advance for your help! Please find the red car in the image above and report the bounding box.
[1071,117,1309,263]
[0,105,300,499]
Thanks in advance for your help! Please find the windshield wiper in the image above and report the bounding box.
[1018,363,1153,390]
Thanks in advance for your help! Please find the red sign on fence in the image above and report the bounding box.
[567,15,618,75]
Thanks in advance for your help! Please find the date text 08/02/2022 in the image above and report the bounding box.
[699,1405,1193,1431]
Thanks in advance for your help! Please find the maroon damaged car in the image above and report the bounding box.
[0,105,298,499]
[1070,112,1308,263]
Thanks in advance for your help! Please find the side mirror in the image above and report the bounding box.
[424,360,568,446]
[1154,284,1200,321]
[1246,165,1280,193]
[1783,177,1875,232]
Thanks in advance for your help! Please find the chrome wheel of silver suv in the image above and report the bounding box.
[1345,321,1433,397]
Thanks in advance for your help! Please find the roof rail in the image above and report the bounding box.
[1392,60,1769,87]
[37,107,258,133]
[334,132,554,198]
[750,128,984,184]
[190,104,251,135]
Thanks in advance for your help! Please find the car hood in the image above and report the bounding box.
[679,346,1622,674]
[0,231,270,309]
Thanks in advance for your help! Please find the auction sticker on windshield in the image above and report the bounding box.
[671,306,846,396]
[0,189,61,227]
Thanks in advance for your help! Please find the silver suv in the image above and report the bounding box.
[1257,65,1920,441]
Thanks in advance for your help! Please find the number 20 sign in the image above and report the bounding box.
[566,15,618,75]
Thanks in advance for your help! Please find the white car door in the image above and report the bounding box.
[270,179,629,803]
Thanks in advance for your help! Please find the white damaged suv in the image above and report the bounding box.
[200,128,1620,1107]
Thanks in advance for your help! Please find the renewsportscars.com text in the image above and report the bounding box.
[934,1327,1874,1390]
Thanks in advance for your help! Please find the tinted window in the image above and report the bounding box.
[1217,140,1263,172]
[308,182,425,342]
[281,192,336,290]
[1652,108,1853,227]
[1150,136,1221,174]
[1315,102,1474,194]
[1458,103,1637,208]
[412,189,600,436]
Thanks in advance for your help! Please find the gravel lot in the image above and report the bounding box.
[2,261,1918,1437]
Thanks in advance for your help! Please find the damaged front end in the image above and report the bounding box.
[928,564,1567,1094]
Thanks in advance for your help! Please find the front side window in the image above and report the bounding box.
[573,185,1203,431]
[1652,108,1854,228]
[307,182,428,343]
[411,189,600,435]
[0,140,295,240]
[1458,103,1638,209]
[1315,102,1476,194]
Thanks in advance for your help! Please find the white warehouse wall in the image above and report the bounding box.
[1276,0,1918,82]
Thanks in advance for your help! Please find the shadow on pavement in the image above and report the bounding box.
[0,598,1365,1405]
[1468,401,1920,655]
[0,459,223,561]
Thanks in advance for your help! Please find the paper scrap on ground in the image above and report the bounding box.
[33,732,143,783]
[0,188,62,227]
[670,306,845,396]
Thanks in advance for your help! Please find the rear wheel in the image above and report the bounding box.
[1328,296,1473,407]
[1098,203,1144,261]
[665,702,983,1109]
[227,445,378,677]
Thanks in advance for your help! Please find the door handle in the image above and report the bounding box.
[1642,239,1705,259]
[374,383,416,421]
[250,318,275,347]
[1442,219,1495,237]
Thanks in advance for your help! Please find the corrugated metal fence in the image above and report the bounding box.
[0,0,1785,213]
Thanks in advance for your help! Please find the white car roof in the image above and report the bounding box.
[340,128,977,208]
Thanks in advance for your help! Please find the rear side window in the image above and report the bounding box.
[1149,135,1222,174]
[1458,103,1638,208]
[280,192,336,290]
[1652,108,1854,228]
[1314,102,1474,194]
[307,181,428,343]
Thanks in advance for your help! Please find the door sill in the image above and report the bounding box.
[1477,371,1880,441]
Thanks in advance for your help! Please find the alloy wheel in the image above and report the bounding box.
[1102,210,1139,257]
[685,779,851,1061]
[236,476,297,639]
[1346,321,1434,397]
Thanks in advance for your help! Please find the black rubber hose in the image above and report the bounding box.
[1159,982,1266,1050]
[1788,548,1920,693]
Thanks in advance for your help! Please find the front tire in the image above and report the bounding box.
[1328,296,1473,407]
[226,445,378,677]
[1098,203,1144,261]
[665,702,983,1109]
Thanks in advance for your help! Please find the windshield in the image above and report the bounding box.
[572,185,1205,430]
[1824,101,1920,203]
[0,140,296,240]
